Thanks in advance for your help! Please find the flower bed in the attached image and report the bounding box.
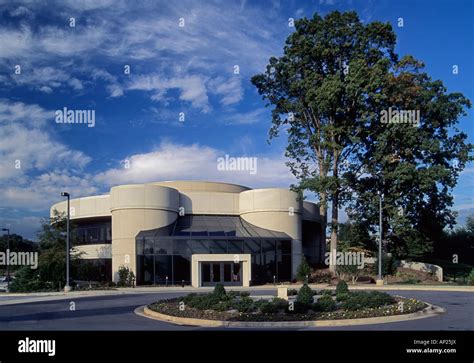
[147,282,427,322]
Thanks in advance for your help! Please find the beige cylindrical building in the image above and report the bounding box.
[50,181,322,287]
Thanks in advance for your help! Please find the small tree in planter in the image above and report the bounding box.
[296,256,311,282]
[296,284,314,305]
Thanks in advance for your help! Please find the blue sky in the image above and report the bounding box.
[0,0,472,240]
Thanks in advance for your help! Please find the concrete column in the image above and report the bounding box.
[110,184,179,283]
[239,189,302,279]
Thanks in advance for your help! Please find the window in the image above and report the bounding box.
[74,221,112,245]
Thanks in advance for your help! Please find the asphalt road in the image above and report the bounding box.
[0,290,472,330]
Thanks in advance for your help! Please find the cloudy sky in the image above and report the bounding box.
[0,0,472,240]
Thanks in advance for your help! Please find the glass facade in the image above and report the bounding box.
[136,215,293,285]
[75,221,112,245]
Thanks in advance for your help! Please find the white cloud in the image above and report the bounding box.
[128,74,210,112]
[94,141,295,188]
[208,76,244,106]
[0,102,97,219]
[222,108,268,125]
[0,1,283,108]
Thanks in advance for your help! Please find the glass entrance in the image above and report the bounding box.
[201,262,242,286]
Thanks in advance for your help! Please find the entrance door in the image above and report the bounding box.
[201,262,242,286]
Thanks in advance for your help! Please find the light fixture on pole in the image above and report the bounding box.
[1,228,10,292]
[61,192,72,293]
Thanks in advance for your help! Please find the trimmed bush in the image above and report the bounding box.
[336,292,350,302]
[314,295,336,312]
[296,284,314,304]
[341,291,395,311]
[240,291,250,298]
[335,280,349,295]
[212,283,226,299]
[296,256,311,282]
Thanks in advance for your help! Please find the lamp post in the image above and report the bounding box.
[61,192,72,292]
[376,191,384,286]
[1,228,10,292]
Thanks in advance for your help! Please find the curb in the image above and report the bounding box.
[137,302,445,328]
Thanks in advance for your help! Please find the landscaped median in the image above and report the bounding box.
[139,282,445,328]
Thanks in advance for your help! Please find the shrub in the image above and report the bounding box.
[235,296,254,313]
[335,280,349,295]
[296,284,314,305]
[314,295,336,312]
[240,291,250,298]
[296,256,311,282]
[319,289,333,296]
[337,263,364,284]
[212,283,226,299]
[341,291,395,311]
[259,301,277,314]
[213,300,234,311]
[287,301,311,314]
[336,292,350,302]
[467,269,474,285]
[117,266,135,287]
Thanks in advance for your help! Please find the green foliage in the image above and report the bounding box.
[296,256,311,282]
[341,291,395,311]
[428,215,474,266]
[296,284,314,305]
[320,289,333,296]
[287,288,298,296]
[336,292,350,302]
[9,211,87,292]
[235,296,254,313]
[9,266,49,292]
[467,269,474,286]
[314,295,337,312]
[335,280,349,295]
[212,283,226,299]
[259,298,287,314]
[252,10,472,265]
[375,253,398,276]
[338,222,376,252]
[336,263,363,284]
[117,266,135,287]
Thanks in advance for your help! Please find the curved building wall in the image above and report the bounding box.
[50,195,111,220]
[49,181,322,285]
[179,191,240,215]
[152,180,250,193]
[110,184,180,282]
[239,189,303,278]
